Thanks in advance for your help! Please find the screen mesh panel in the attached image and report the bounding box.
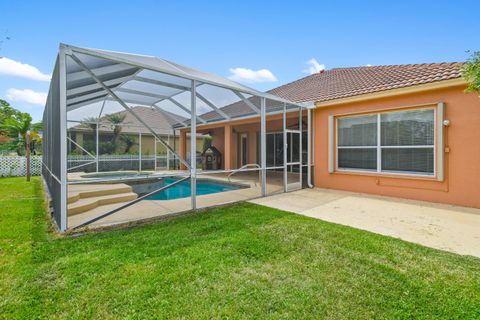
[43,57,64,228]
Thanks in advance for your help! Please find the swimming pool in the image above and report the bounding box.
[146,177,242,200]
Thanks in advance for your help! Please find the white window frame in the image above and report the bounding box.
[335,107,437,177]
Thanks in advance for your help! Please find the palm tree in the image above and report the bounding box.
[1,112,42,155]
[120,134,137,153]
[104,113,126,149]
[81,116,99,131]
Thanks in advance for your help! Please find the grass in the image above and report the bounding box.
[0,177,479,319]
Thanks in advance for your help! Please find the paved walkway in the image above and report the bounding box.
[250,188,480,258]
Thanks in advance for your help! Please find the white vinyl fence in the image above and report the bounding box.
[0,156,43,177]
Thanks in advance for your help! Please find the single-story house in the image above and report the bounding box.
[178,62,480,208]
[42,45,480,231]
[69,106,205,156]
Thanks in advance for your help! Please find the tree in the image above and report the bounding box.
[0,99,23,131]
[202,136,213,152]
[1,112,43,155]
[120,134,137,153]
[462,51,480,94]
[104,113,126,149]
[81,116,99,131]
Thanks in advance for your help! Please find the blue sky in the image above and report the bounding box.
[0,0,479,121]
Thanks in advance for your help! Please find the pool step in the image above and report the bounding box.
[68,192,138,216]
[68,184,133,204]
[67,183,138,216]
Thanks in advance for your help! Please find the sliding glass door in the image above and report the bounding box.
[285,130,302,191]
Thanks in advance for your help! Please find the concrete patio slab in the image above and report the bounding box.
[250,188,480,258]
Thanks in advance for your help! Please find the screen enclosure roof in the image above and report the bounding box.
[61,43,306,129]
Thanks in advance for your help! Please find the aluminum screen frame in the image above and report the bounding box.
[43,43,311,232]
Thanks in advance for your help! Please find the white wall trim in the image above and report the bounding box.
[436,102,445,181]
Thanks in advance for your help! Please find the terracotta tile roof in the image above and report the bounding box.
[115,106,187,135]
[193,62,465,125]
[71,106,187,135]
[268,62,464,103]
[87,63,464,130]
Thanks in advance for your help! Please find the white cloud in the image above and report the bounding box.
[303,58,325,74]
[228,67,277,83]
[0,57,51,81]
[6,88,47,105]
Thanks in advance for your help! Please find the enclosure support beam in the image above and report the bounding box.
[67,137,95,159]
[67,69,143,112]
[133,76,190,91]
[167,98,207,124]
[154,137,157,170]
[307,108,313,188]
[191,80,197,210]
[149,81,203,110]
[95,122,99,172]
[173,129,177,169]
[96,100,106,172]
[139,132,142,172]
[68,53,191,170]
[115,87,170,100]
[67,75,133,96]
[233,91,260,114]
[150,104,187,128]
[299,108,303,190]
[59,46,68,232]
[196,92,231,120]
[260,97,266,197]
[283,103,288,192]
[67,63,138,82]
[167,135,170,170]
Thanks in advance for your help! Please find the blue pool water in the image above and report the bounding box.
[146,177,241,200]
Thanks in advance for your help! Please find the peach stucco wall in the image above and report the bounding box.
[313,85,480,208]
[194,113,302,170]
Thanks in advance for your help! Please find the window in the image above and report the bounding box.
[337,108,435,175]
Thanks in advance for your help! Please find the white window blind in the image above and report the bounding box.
[337,115,377,171]
[337,108,435,175]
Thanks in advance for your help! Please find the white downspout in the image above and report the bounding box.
[307,108,314,188]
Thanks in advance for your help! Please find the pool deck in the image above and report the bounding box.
[67,171,288,230]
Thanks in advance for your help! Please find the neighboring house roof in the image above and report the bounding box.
[268,62,465,104]
[71,106,187,135]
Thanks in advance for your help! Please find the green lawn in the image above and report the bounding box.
[1,177,479,319]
